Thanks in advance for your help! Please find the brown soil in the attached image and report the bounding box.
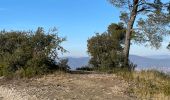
[0,73,136,100]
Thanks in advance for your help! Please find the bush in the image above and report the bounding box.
[87,23,136,70]
[76,66,94,71]
[0,27,69,78]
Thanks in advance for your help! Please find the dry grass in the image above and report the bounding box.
[114,69,170,100]
[0,85,37,100]
[0,69,169,100]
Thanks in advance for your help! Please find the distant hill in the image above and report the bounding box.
[145,55,170,59]
[66,55,170,72]
[129,55,170,72]
[67,57,90,70]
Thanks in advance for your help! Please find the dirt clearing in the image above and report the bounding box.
[0,73,135,100]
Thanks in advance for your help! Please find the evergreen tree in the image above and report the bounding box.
[108,0,170,68]
[87,23,126,69]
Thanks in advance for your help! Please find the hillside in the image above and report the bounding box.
[67,57,90,70]
[129,55,170,72]
[67,55,170,72]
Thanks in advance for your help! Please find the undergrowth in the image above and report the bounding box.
[113,69,170,99]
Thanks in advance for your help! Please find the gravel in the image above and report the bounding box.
[0,73,134,100]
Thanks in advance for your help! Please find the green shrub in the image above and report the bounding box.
[76,66,94,71]
[0,27,69,78]
[87,23,126,70]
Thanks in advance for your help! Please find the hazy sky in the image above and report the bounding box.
[0,0,169,57]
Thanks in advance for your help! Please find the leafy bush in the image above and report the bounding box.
[0,27,69,78]
[87,23,126,70]
[76,66,94,71]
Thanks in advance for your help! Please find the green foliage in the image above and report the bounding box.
[108,0,170,68]
[0,27,69,78]
[109,0,170,49]
[108,0,128,7]
[76,66,94,71]
[87,23,126,70]
[57,58,70,71]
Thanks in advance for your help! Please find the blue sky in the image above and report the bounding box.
[0,0,169,57]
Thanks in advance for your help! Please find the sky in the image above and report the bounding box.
[0,0,169,57]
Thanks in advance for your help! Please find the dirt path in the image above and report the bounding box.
[0,73,135,100]
[0,95,3,100]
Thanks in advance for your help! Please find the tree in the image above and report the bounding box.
[0,27,68,77]
[87,23,126,70]
[108,0,170,68]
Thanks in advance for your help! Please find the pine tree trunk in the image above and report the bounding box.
[123,0,139,69]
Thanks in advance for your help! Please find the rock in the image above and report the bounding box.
[0,76,4,80]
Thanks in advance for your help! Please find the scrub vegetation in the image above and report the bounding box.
[0,0,170,99]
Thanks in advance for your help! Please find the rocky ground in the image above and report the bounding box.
[0,73,135,100]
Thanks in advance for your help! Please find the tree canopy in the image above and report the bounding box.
[87,23,126,70]
[108,0,170,68]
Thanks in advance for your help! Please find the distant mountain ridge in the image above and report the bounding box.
[129,55,170,72]
[66,57,90,70]
[66,55,170,72]
[145,55,170,59]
